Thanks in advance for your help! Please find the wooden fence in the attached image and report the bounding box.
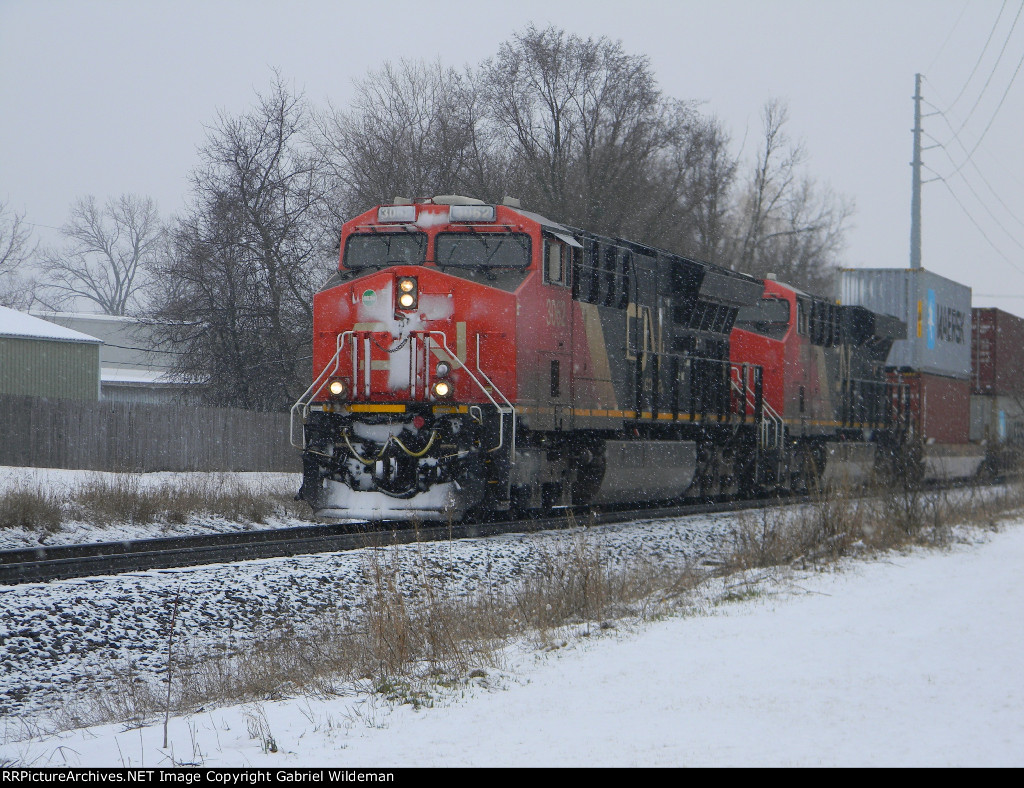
[0,395,301,472]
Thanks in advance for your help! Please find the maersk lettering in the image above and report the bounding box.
[936,304,966,344]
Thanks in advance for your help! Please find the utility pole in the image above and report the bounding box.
[910,73,923,269]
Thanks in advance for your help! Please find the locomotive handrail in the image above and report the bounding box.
[424,330,516,458]
[474,333,516,461]
[290,328,516,457]
[290,331,354,449]
[729,363,785,450]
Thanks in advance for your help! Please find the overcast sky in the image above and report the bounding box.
[2,0,1023,308]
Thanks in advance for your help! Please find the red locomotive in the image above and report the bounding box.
[730,277,906,488]
[291,196,977,522]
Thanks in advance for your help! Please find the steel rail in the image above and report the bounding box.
[3,473,993,587]
[0,497,797,587]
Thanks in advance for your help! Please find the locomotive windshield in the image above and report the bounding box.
[734,297,791,339]
[344,232,427,269]
[435,232,531,269]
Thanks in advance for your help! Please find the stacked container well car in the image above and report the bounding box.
[839,267,1024,480]
[970,307,1024,472]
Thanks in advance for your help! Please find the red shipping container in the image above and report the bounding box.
[890,371,971,444]
[972,308,1024,396]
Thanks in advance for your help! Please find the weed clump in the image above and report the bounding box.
[0,485,63,532]
[1,473,312,534]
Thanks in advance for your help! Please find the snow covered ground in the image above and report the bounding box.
[0,508,735,721]
[3,517,1022,767]
[0,466,300,498]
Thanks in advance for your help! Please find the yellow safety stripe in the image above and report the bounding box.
[349,404,407,413]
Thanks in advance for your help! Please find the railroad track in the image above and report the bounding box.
[0,497,791,586]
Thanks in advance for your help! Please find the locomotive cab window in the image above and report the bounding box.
[435,232,531,270]
[344,231,427,270]
[545,239,566,285]
[735,297,791,340]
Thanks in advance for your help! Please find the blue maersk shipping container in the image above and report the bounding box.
[839,267,972,380]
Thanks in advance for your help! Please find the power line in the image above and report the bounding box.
[24,220,63,232]
[921,96,1024,233]
[937,176,1024,276]
[919,34,1024,255]
[927,87,1024,194]
[950,46,1024,177]
[922,131,1024,250]
[945,0,1006,110]
[929,0,974,74]
[953,1,1023,135]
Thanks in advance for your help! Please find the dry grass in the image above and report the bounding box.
[54,527,709,731]
[0,473,310,531]
[69,476,292,525]
[722,473,1024,574]
[0,484,64,532]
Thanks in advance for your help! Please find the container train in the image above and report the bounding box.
[291,196,1016,522]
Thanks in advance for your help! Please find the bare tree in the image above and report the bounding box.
[315,60,490,230]
[38,194,161,315]
[0,201,38,309]
[729,99,853,292]
[679,118,738,265]
[152,74,333,411]
[312,28,750,271]
[478,24,719,248]
[156,195,278,409]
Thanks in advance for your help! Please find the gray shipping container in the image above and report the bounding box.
[839,267,971,380]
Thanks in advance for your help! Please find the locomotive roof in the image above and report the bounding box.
[508,206,761,285]
[508,207,577,237]
[357,199,762,296]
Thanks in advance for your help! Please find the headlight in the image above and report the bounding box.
[431,380,453,399]
[435,361,451,378]
[396,277,418,310]
[327,378,347,399]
